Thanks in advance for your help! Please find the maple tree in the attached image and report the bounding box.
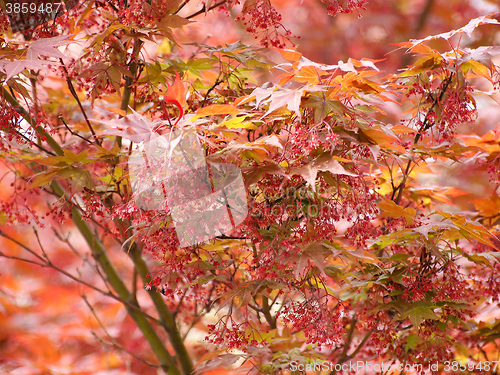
[1,0,500,374]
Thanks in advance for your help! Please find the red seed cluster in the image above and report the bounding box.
[232,0,294,48]
[279,297,346,346]
[322,0,369,16]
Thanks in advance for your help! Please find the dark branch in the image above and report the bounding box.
[186,0,227,19]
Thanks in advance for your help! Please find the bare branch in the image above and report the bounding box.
[186,0,226,19]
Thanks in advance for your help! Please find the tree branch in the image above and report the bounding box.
[58,114,93,144]
[115,37,144,149]
[186,0,226,19]
[392,73,454,205]
[128,244,194,375]
[50,181,182,375]
[81,293,160,368]
[261,296,277,329]
[120,38,143,114]
[1,85,61,155]
[59,59,100,145]
[329,318,374,375]
[0,229,163,328]
[414,0,434,37]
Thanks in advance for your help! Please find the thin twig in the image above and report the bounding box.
[0,230,164,327]
[58,114,93,144]
[0,252,46,267]
[104,0,120,13]
[392,73,454,205]
[1,86,56,155]
[59,59,100,145]
[1,85,63,155]
[202,72,226,107]
[174,0,190,14]
[0,229,46,262]
[186,0,226,19]
[81,293,160,368]
[329,320,374,375]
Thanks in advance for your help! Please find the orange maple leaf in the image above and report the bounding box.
[159,72,186,128]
